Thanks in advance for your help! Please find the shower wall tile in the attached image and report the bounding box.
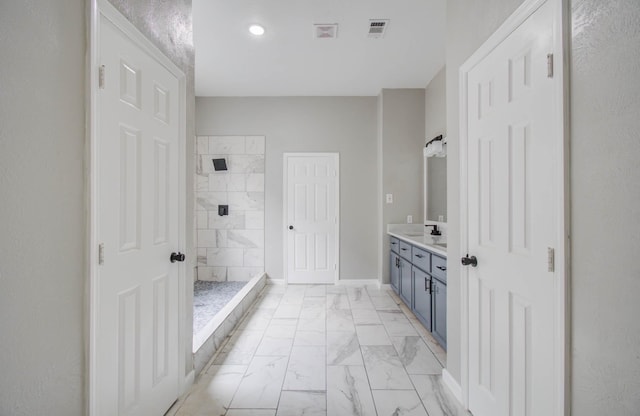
[196,136,265,282]
[227,267,263,282]
[208,212,245,230]
[207,248,244,267]
[198,230,217,248]
[246,174,265,192]
[245,136,265,154]
[245,211,265,230]
[227,230,264,248]
[210,136,246,154]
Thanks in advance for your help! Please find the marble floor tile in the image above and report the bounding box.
[276,391,326,416]
[230,355,288,409]
[327,331,363,366]
[174,284,460,416]
[410,375,471,416]
[392,336,443,375]
[175,365,247,416]
[305,285,327,297]
[282,346,326,390]
[355,324,392,346]
[383,319,420,337]
[372,389,429,416]
[273,303,302,319]
[326,293,351,310]
[361,345,414,390]
[351,308,381,325]
[370,295,401,311]
[294,330,326,346]
[254,336,294,356]
[326,309,355,331]
[226,410,276,416]
[326,366,377,416]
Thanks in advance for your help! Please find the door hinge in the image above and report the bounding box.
[334,264,337,270]
[98,243,105,265]
[547,54,554,78]
[99,65,105,89]
[547,247,555,272]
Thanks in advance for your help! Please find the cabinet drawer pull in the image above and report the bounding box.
[401,248,408,251]
[436,265,447,271]
[391,242,397,245]
[415,254,424,258]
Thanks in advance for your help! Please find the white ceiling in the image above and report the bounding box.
[193,0,446,97]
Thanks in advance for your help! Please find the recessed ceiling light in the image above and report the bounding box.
[249,24,265,36]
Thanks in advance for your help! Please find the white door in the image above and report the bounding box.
[96,14,182,416]
[465,2,560,415]
[285,154,339,284]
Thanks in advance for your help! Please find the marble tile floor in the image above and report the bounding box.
[169,284,469,416]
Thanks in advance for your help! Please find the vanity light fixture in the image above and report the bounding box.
[425,135,447,158]
[249,24,265,36]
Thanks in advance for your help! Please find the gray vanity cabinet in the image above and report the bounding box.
[390,251,400,293]
[412,267,432,331]
[432,278,447,348]
[399,257,412,307]
[388,235,447,349]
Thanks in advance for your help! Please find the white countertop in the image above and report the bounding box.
[387,224,447,257]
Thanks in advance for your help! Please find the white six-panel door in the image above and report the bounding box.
[95,12,182,416]
[285,154,339,284]
[464,1,560,415]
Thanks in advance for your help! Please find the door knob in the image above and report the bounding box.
[461,254,477,267]
[170,252,186,263]
[288,225,294,230]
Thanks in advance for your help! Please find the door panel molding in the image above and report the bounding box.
[88,1,190,414]
[458,0,569,414]
[283,153,340,285]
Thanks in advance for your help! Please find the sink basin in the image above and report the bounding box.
[404,233,425,237]
[433,243,447,248]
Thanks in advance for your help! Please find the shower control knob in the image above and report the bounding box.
[288,225,294,230]
[170,252,186,263]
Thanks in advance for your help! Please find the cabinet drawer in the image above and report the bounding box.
[399,241,412,260]
[431,255,447,283]
[412,247,431,273]
[390,237,400,253]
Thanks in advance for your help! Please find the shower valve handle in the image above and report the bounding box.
[170,252,186,263]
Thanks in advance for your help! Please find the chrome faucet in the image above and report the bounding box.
[424,224,442,236]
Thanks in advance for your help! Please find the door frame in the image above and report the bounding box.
[458,0,570,414]
[87,1,191,414]
[282,153,340,285]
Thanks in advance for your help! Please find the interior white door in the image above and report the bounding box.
[285,154,338,284]
[465,2,559,416]
[96,15,181,416]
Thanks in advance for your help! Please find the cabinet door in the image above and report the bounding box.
[412,267,432,331]
[432,279,447,349]
[390,251,400,294]
[399,257,412,307]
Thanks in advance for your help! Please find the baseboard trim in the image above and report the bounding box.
[379,283,391,290]
[266,277,285,285]
[442,368,464,405]
[336,279,379,286]
[181,370,195,395]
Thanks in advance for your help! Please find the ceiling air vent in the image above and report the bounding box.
[368,19,389,38]
[314,24,338,39]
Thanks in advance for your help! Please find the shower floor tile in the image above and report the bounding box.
[193,280,248,334]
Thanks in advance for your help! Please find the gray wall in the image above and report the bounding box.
[447,0,640,413]
[379,89,426,283]
[0,1,195,414]
[196,97,379,281]
[570,0,640,413]
[424,67,447,222]
[0,2,85,414]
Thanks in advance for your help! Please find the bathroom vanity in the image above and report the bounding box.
[388,226,447,349]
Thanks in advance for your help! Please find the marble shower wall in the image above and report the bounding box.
[195,136,265,281]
